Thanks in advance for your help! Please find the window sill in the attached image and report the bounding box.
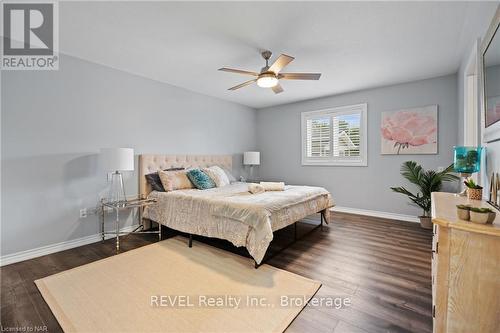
[301,160,367,167]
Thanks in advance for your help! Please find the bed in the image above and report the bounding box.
[139,154,334,265]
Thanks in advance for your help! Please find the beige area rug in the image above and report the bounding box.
[35,237,321,333]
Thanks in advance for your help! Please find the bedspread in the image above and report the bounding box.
[143,183,333,263]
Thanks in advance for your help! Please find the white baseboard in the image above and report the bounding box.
[294,207,419,225]
[331,206,420,223]
[0,224,140,267]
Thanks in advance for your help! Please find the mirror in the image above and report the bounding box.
[484,23,500,128]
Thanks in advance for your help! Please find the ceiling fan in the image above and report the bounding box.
[218,50,321,94]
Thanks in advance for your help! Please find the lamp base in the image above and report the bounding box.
[455,173,472,197]
[108,171,127,203]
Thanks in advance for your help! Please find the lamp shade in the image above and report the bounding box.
[453,146,482,174]
[100,148,134,171]
[244,151,260,165]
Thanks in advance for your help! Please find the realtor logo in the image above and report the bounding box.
[1,1,59,70]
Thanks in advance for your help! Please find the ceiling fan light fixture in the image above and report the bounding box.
[256,73,278,88]
[220,51,321,93]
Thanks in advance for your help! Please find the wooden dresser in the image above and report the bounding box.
[431,192,500,333]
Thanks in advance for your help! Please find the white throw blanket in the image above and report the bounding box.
[143,183,334,263]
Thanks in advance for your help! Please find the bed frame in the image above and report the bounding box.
[138,154,327,268]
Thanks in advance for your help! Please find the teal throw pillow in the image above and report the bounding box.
[186,169,216,190]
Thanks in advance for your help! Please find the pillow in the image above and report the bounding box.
[202,166,230,187]
[186,169,216,190]
[158,169,194,192]
[220,167,237,183]
[145,167,184,192]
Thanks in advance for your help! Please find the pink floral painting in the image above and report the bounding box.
[381,105,438,155]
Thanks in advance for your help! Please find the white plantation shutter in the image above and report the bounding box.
[306,117,331,157]
[333,113,360,157]
[301,104,367,166]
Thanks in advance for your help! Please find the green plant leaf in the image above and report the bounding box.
[391,161,459,216]
[439,164,459,182]
[391,186,428,211]
[400,161,423,187]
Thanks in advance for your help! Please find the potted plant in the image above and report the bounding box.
[469,207,493,224]
[463,178,483,200]
[456,204,471,220]
[488,209,497,223]
[391,161,459,229]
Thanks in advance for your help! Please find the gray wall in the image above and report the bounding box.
[256,74,458,217]
[1,54,257,256]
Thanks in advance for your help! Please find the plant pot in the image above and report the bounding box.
[487,211,497,224]
[467,188,483,200]
[456,208,470,220]
[419,216,433,229]
[470,211,490,224]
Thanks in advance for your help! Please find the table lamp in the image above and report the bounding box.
[453,146,483,196]
[100,148,134,203]
[243,151,260,181]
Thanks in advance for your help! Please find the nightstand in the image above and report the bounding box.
[100,197,159,251]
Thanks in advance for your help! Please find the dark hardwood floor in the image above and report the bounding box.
[0,212,433,333]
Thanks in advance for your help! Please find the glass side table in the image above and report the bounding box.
[100,197,159,251]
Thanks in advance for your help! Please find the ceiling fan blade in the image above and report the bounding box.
[218,68,259,76]
[268,54,294,74]
[228,79,257,91]
[272,83,284,94]
[278,73,321,80]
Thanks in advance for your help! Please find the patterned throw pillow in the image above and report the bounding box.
[145,167,184,192]
[186,169,216,190]
[158,169,194,192]
[202,166,230,187]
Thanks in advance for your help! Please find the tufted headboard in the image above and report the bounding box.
[138,154,233,198]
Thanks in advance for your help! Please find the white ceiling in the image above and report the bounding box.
[59,1,498,109]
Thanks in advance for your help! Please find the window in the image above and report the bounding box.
[301,103,367,166]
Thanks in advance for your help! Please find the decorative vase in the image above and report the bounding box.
[470,211,490,224]
[467,188,483,200]
[419,216,433,229]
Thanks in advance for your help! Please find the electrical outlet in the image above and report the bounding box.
[437,166,445,172]
[80,208,88,218]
